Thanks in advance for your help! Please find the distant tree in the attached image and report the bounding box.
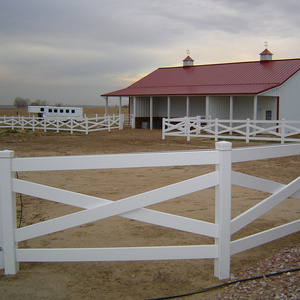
[30,99,49,106]
[13,97,30,109]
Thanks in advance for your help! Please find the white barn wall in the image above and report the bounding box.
[232,96,254,120]
[257,96,277,120]
[189,96,206,117]
[260,70,300,120]
[209,96,230,119]
[131,97,149,117]
[153,97,168,117]
[170,96,187,117]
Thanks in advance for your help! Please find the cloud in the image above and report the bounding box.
[0,0,299,106]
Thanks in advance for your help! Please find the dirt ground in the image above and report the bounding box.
[0,108,299,299]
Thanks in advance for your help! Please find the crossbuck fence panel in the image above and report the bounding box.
[0,142,299,280]
[162,117,300,143]
[0,114,124,134]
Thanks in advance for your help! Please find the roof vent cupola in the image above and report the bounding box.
[183,50,194,66]
[260,42,273,61]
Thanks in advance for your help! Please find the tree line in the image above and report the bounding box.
[13,97,62,108]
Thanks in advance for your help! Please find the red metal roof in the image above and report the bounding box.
[102,59,300,97]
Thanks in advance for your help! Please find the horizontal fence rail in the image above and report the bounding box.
[0,143,299,280]
[162,117,300,143]
[0,114,124,134]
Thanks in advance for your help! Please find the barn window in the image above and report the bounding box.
[265,110,272,120]
[40,108,44,112]
[66,109,70,113]
[54,109,58,113]
[71,109,75,113]
[49,109,52,113]
[60,109,64,113]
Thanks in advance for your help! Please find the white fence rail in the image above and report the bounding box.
[0,114,124,134]
[162,117,300,143]
[0,143,299,280]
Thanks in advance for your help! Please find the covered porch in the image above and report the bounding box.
[104,95,279,130]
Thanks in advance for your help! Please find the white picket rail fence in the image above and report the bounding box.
[0,142,299,280]
[0,114,124,134]
[162,117,300,143]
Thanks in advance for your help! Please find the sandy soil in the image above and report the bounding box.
[0,109,299,299]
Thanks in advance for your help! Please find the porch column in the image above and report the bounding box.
[132,96,136,129]
[167,96,171,119]
[119,97,122,115]
[105,97,108,116]
[229,96,233,135]
[229,96,233,120]
[205,96,210,119]
[186,96,190,117]
[150,96,153,130]
[253,95,257,120]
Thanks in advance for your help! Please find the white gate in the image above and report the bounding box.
[0,142,299,280]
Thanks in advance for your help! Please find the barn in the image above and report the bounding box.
[102,48,300,129]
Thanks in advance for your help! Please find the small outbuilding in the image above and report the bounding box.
[102,48,300,129]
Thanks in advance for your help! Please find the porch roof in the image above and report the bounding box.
[102,58,300,97]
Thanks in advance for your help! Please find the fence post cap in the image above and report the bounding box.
[215,141,232,151]
[0,150,14,158]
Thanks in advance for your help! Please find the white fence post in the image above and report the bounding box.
[0,150,19,274]
[85,118,88,135]
[108,115,111,132]
[214,118,219,141]
[246,118,250,143]
[32,115,35,131]
[214,141,232,280]
[196,115,201,135]
[119,114,124,130]
[185,117,190,141]
[281,119,285,144]
[162,118,166,140]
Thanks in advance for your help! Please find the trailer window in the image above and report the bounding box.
[66,109,69,113]
[71,109,75,113]
[54,109,58,113]
[40,108,44,112]
[48,109,52,113]
[60,109,64,113]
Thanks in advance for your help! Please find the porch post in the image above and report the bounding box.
[105,97,108,116]
[214,141,232,280]
[150,96,153,130]
[132,97,136,129]
[167,96,171,119]
[253,95,257,120]
[229,96,233,135]
[119,97,122,115]
[205,96,210,119]
[186,96,190,117]
[229,96,233,120]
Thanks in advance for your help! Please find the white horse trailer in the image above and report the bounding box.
[28,106,83,121]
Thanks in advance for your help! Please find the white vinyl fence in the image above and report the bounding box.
[0,114,124,134]
[0,142,299,280]
[162,117,300,143]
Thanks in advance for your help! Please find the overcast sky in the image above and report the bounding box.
[1,0,299,106]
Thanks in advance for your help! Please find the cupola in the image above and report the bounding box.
[260,47,273,61]
[183,55,194,66]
